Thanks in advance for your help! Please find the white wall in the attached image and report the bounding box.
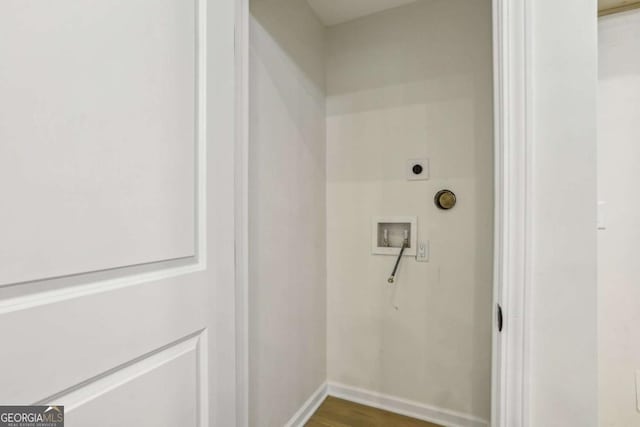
[248,0,326,425]
[598,8,640,427]
[325,0,494,421]
[527,1,599,426]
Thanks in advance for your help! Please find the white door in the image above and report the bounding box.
[0,1,238,426]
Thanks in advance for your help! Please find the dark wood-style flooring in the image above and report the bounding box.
[305,396,443,427]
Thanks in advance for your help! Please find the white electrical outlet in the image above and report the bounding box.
[416,241,429,262]
[598,201,607,230]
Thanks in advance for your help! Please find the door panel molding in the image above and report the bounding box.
[0,0,208,309]
[0,0,201,284]
[0,277,207,404]
[42,331,208,427]
[0,257,203,314]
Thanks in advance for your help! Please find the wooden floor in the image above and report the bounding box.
[305,396,442,427]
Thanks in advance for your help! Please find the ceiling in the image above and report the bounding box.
[304,0,638,26]
[306,0,417,26]
[599,0,640,14]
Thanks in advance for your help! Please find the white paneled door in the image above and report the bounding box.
[0,0,237,426]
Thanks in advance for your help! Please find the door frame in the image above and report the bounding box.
[491,0,531,426]
[234,0,250,426]
[232,0,533,426]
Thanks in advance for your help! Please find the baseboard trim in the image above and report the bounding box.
[327,382,489,427]
[283,382,328,427]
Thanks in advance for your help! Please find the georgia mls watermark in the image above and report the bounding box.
[0,406,64,427]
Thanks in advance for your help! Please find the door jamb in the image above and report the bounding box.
[234,0,250,426]
[491,0,532,426]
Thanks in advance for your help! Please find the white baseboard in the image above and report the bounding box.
[327,382,489,427]
[283,382,328,427]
